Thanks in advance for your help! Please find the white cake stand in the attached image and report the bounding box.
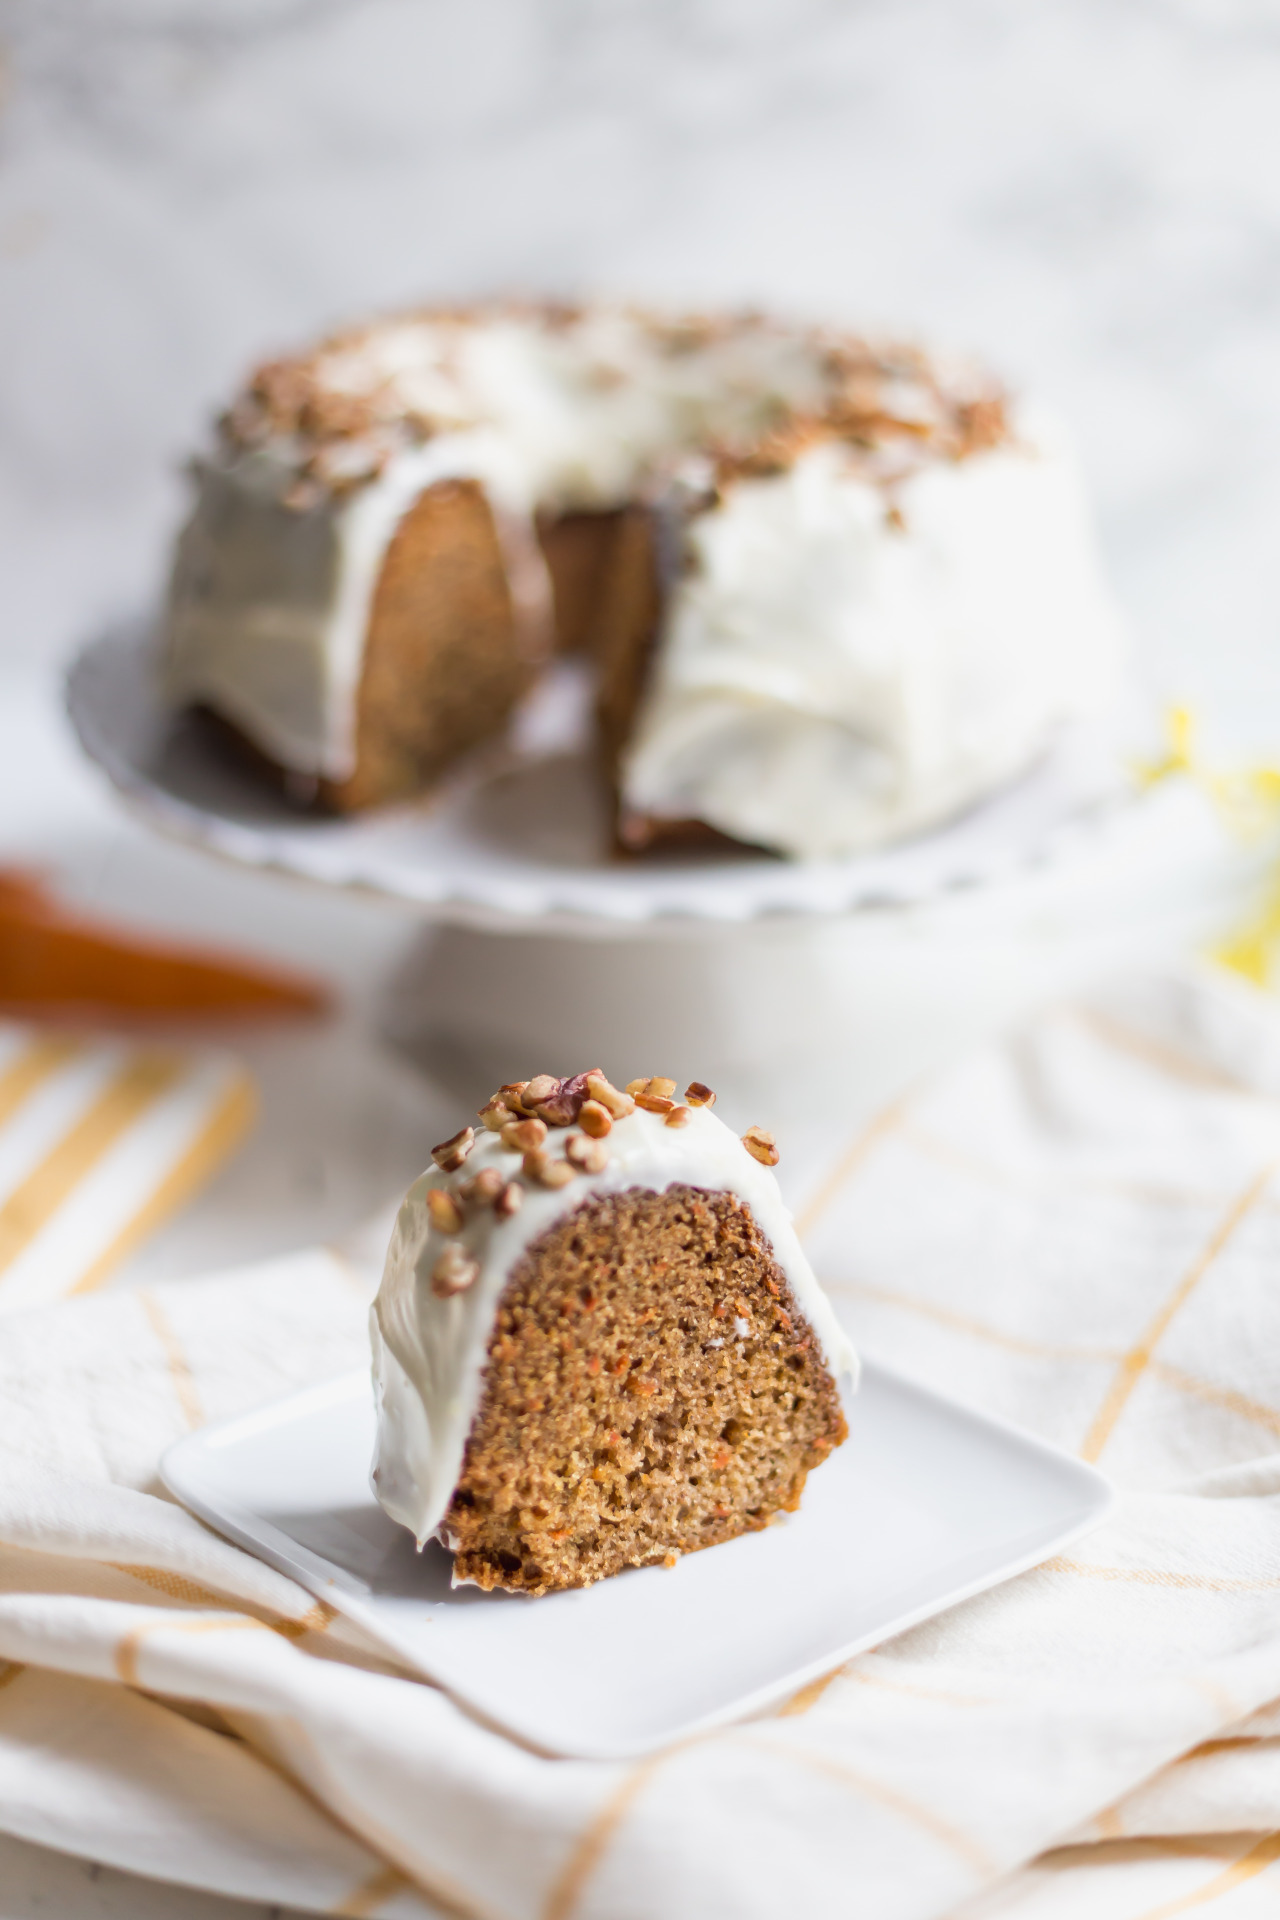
[65,623,1255,1127]
[67,622,1142,931]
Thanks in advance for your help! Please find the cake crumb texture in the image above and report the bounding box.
[445,1183,848,1594]
[322,476,529,810]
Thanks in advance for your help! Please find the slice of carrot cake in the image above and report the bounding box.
[370,1069,856,1593]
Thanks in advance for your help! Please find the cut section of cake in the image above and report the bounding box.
[370,1070,855,1593]
[165,302,1126,856]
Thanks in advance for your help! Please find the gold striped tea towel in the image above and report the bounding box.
[0,1024,255,1314]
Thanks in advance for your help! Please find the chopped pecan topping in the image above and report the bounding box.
[584,1073,635,1120]
[524,1149,577,1189]
[494,1181,523,1219]
[578,1100,613,1138]
[431,1245,478,1298]
[426,1188,464,1234]
[431,1125,475,1172]
[626,1076,676,1100]
[741,1126,780,1167]
[565,1133,610,1174]
[460,1166,503,1206]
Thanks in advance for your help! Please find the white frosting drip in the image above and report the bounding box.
[167,431,555,780]
[165,310,830,781]
[369,1103,857,1552]
[621,408,1126,860]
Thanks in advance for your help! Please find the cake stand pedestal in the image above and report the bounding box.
[377,786,1266,1135]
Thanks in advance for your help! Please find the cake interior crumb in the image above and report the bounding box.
[445,1184,847,1595]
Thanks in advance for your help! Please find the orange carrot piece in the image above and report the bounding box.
[0,871,327,1019]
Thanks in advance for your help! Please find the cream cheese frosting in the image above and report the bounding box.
[164,303,1124,847]
[167,432,555,780]
[166,307,830,780]
[620,408,1126,860]
[369,1091,856,1554]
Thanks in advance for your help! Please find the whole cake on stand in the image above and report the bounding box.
[162,302,1125,857]
[71,300,1248,1129]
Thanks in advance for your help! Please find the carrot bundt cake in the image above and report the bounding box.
[369,1070,856,1593]
[165,302,1125,858]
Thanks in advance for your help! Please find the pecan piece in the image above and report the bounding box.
[524,1150,577,1189]
[426,1188,464,1234]
[584,1073,635,1120]
[431,1245,478,1297]
[741,1126,780,1167]
[565,1133,609,1174]
[578,1099,613,1138]
[494,1181,523,1219]
[626,1075,676,1100]
[431,1125,475,1172]
[460,1166,503,1206]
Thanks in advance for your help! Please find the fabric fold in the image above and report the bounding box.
[6,965,1280,1914]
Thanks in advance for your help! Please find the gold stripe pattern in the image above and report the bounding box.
[69,1073,257,1296]
[274,1600,338,1640]
[114,1612,269,1689]
[1149,1362,1280,1440]
[898,1118,1234,1213]
[1071,1009,1254,1096]
[830,1278,1280,1441]
[0,1051,184,1281]
[0,1034,86,1130]
[742,1735,996,1876]
[1133,1828,1280,1917]
[1093,1803,1126,1840]
[846,1667,995,1709]
[330,1861,417,1918]
[1081,1160,1277,1462]
[794,1098,909,1238]
[111,1563,227,1608]
[1181,1736,1260,1761]
[111,1564,335,1640]
[1043,1557,1280,1595]
[778,1668,847,1716]
[542,1747,686,1920]
[826,1277,1120,1365]
[138,1291,205,1431]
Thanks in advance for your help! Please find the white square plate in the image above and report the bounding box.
[161,1361,1113,1758]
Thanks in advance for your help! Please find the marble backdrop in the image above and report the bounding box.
[3,0,1280,743]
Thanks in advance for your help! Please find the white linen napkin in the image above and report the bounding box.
[5,967,1280,1916]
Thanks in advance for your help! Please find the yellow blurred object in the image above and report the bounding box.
[1137,706,1280,987]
